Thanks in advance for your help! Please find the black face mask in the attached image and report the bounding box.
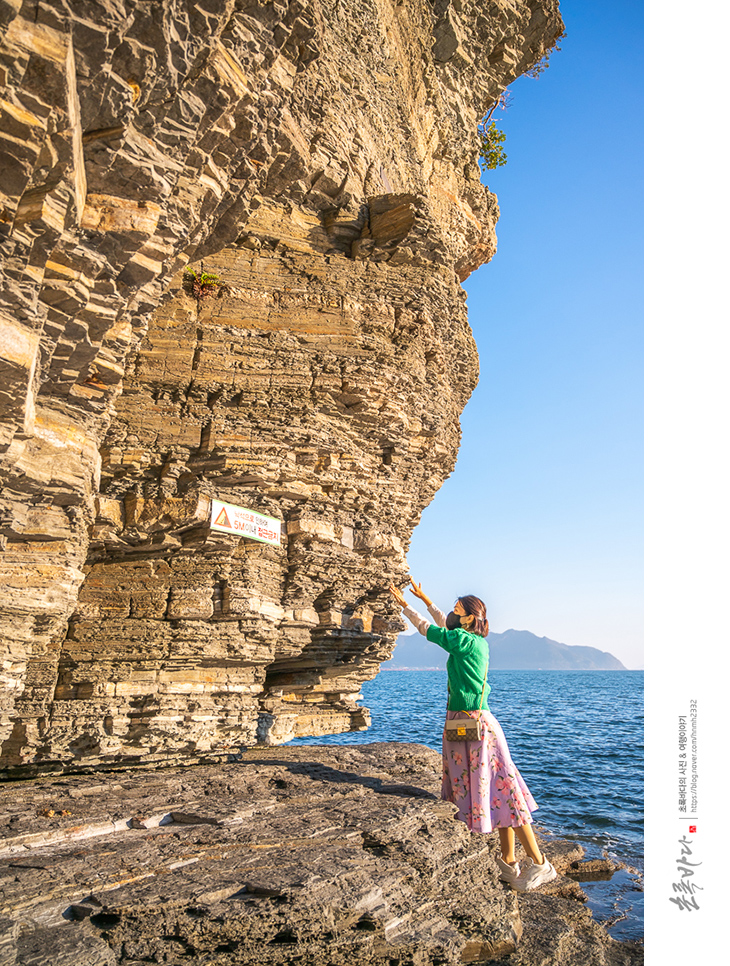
[445,611,462,630]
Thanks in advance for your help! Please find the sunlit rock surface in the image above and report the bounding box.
[0,744,642,965]
[0,0,563,769]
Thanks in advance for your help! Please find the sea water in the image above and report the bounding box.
[288,668,644,943]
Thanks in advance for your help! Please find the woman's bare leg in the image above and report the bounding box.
[498,827,516,864]
[514,823,545,865]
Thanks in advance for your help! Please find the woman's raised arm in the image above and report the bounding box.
[408,579,432,606]
[409,578,447,627]
[389,582,430,637]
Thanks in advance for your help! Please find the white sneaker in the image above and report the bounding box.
[495,853,521,885]
[513,857,557,892]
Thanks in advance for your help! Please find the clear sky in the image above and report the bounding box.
[401,0,644,669]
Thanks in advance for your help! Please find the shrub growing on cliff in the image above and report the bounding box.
[478,120,507,170]
[477,30,564,172]
[477,92,510,171]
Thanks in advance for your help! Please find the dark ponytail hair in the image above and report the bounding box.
[457,595,489,637]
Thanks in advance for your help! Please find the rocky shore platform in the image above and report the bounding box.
[0,743,642,966]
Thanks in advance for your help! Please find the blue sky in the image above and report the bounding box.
[401,0,644,668]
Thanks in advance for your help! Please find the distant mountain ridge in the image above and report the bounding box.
[383,628,626,670]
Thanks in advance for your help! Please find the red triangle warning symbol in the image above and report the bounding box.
[213,507,231,528]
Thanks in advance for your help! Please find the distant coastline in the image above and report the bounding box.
[381,666,444,672]
[383,627,630,671]
[381,666,638,671]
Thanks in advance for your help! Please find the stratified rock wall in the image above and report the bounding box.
[0,0,563,769]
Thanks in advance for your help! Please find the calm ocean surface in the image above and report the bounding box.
[288,669,644,943]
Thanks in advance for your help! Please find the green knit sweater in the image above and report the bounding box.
[426,624,490,712]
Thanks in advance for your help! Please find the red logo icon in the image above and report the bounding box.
[689,825,697,834]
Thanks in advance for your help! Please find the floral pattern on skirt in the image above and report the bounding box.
[442,709,538,833]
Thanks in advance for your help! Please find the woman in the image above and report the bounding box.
[389,577,556,892]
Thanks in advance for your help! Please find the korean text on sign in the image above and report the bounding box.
[209,499,281,547]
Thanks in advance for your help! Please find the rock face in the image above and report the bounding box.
[0,743,642,965]
[0,0,564,770]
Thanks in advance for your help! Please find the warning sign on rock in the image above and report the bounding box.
[210,499,281,546]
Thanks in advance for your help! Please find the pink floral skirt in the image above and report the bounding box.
[442,709,538,833]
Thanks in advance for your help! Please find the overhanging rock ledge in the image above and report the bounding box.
[1,0,564,770]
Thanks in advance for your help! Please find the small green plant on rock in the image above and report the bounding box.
[184,266,222,300]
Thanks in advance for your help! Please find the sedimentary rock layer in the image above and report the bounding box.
[0,743,642,965]
[0,0,563,768]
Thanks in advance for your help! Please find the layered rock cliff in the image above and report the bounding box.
[0,0,564,770]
